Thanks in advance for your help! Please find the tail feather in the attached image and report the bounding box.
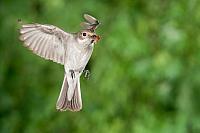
[67,75,78,101]
[56,74,82,112]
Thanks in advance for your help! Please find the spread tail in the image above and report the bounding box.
[56,74,82,112]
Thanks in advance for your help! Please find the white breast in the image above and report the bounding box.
[64,39,94,71]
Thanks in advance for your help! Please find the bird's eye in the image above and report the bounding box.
[82,32,87,36]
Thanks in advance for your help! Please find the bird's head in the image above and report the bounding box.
[76,30,100,46]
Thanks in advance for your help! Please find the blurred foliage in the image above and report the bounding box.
[0,0,200,133]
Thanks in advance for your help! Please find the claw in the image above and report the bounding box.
[69,70,75,79]
[83,70,90,79]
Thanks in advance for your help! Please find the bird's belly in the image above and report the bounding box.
[65,50,88,70]
[66,53,81,69]
[64,44,93,72]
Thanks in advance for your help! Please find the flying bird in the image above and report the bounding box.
[19,14,100,112]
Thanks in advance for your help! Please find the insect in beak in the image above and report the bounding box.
[91,34,100,44]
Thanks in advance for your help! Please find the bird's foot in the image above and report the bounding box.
[69,69,75,79]
[83,70,90,79]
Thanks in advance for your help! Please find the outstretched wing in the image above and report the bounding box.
[19,24,71,65]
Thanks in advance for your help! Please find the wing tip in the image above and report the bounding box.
[19,35,24,41]
[21,23,39,28]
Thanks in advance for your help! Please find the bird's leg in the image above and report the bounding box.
[83,69,90,79]
[74,67,84,73]
[69,69,75,79]
[71,67,90,79]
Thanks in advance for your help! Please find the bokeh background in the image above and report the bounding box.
[0,0,200,133]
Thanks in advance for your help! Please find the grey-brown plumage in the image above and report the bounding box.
[19,14,100,112]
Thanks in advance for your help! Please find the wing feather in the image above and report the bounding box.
[44,35,52,59]
[32,35,43,51]
[20,28,34,34]
[40,35,49,56]
[19,23,71,65]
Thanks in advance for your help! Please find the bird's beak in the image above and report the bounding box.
[95,35,100,42]
[91,34,100,44]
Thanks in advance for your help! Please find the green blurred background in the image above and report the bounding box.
[0,0,200,133]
